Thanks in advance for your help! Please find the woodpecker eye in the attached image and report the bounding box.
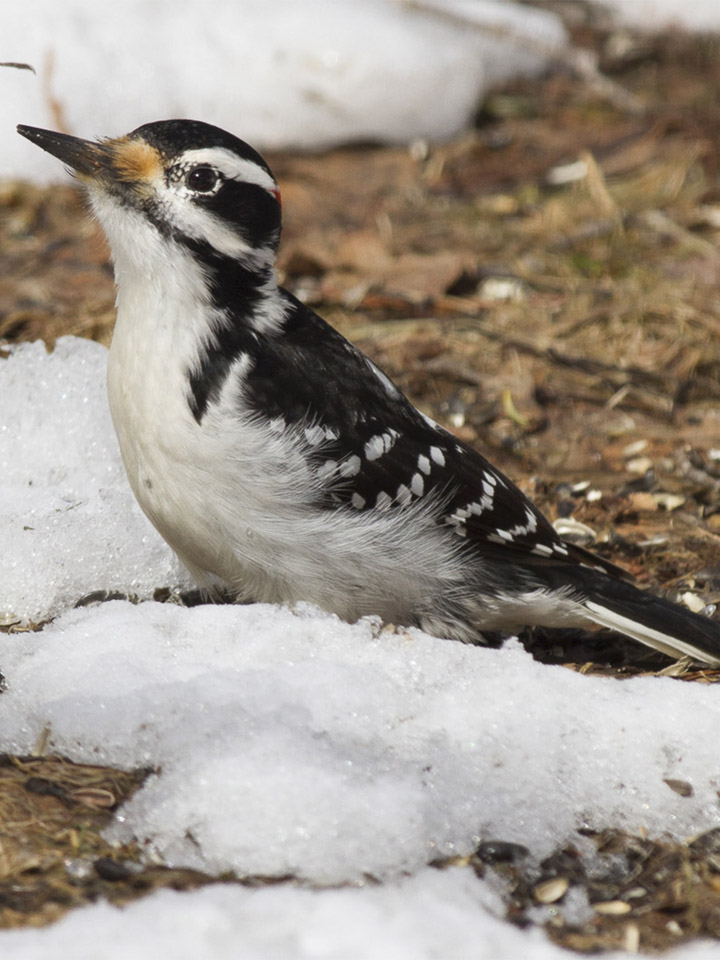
[185,166,220,193]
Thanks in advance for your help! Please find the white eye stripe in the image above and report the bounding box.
[176,206,255,258]
[159,195,275,264]
[177,147,277,194]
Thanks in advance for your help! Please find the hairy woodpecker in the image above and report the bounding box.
[17,119,720,665]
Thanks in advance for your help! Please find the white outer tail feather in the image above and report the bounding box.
[584,600,720,666]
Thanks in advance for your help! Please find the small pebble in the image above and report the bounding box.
[547,159,588,185]
[594,900,631,915]
[681,592,706,614]
[664,778,693,798]
[552,517,596,545]
[478,277,525,302]
[475,840,529,864]
[534,877,569,904]
[626,456,653,475]
[652,492,685,511]
[623,439,649,458]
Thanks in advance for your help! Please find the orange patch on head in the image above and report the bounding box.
[107,137,163,185]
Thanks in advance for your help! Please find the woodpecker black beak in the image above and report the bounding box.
[18,124,166,195]
[17,124,118,181]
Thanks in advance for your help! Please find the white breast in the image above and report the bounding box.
[97,195,234,580]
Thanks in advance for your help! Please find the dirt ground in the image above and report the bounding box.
[4,3,720,951]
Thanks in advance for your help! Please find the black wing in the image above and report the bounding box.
[241,291,625,578]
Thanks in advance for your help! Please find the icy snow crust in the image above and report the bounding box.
[3,599,720,885]
[3,336,720,957]
[0,338,189,624]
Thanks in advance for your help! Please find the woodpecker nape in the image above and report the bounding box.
[18,119,720,666]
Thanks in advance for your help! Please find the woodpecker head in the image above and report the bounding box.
[17,120,282,270]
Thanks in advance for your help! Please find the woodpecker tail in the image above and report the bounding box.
[573,570,720,665]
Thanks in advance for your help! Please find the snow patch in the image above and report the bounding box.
[3,0,566,180]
